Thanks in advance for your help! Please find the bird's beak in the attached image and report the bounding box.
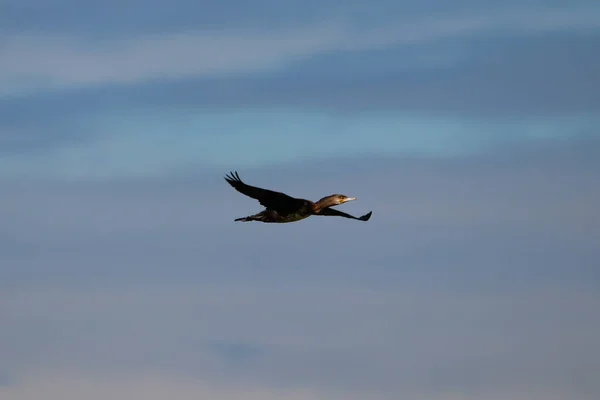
[343,197,357,203]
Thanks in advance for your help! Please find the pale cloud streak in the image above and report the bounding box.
[1,110,597,180]
[0,26,345,92]
[1,7,599,94]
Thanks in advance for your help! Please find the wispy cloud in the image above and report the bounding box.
[1,7,599,94]
[1,110,597,180]
[0,26,345,92]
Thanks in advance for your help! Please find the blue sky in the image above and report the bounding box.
[1,1,599,399]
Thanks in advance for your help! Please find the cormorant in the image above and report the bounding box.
[225,171,372,223]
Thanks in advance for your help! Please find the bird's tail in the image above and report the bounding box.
[234,211,272,222]
[234,213,263,222]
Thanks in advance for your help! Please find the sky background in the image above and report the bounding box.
[1,1,600,399]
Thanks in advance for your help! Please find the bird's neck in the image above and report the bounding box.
[312,197,337,213]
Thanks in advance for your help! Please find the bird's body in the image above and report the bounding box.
[234,203,313,223]
[224,171,372,223]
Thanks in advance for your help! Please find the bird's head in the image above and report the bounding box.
[317,194,357,207]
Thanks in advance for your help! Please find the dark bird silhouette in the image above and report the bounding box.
[224,171,372,223]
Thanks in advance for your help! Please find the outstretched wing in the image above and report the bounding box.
[317,207,372,221]
[224,171,305,213]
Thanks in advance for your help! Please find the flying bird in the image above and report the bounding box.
[224,171,372,223]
